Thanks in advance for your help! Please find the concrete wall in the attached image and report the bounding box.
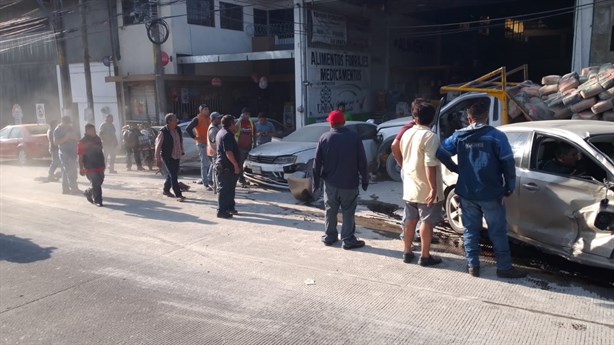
[590,2,614,64]
[66,63,120,135]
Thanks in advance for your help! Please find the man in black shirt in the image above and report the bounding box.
[542,143,582,176]
[313,110,369,250]
[215,115,241,218]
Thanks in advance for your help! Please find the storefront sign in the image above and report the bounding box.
[311,11,347,46]
[307,49,370,120]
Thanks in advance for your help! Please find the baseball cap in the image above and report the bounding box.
[210,112,221,120]
[198,104,209,112]
[326,110,345,126]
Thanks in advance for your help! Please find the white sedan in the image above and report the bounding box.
[244,121,379,188]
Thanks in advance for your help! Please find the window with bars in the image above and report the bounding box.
[187,0,215,27]
[122,0,157,26]
[220,2,243,31]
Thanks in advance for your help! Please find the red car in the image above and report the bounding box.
[0,124,50,164]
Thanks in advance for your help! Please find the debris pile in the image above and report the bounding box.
[509,63,614,121]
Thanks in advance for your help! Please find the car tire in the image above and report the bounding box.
[385,153,402,182]
[17,149,28,165]
[445,187,464,234]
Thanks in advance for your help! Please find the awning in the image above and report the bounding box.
[177,50,294,64]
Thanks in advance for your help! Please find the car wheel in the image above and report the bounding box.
[17,149,28,165]
[385,153,402,182]
[445,187,464,234]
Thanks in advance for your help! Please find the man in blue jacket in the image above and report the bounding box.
[313,110,369,250]
[437,101,527,279]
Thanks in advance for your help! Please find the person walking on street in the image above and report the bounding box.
[215,115,241,218]
[312,110,369,250]
[437,101,527,279]
[54,115,80,194]
[235,107,255,186]
[155,113,186,202]
[123,123,143,171]
[186,104,212,188]
[206,112,222,190]
[78,123,105,207]
[99,114,118,173]
[255,112,275,146]
[47,120,60,182]
[397,102,443,266]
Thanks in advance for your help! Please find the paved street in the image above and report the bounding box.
[1,161,613,344]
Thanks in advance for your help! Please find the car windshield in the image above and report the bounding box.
[283,125,330,142]
[587,134,614,165]
[27,125,49,135]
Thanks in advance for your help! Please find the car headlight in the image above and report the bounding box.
[274,155,297,164]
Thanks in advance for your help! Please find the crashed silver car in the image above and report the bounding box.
[244,121,379,189]
[444,120,614,270]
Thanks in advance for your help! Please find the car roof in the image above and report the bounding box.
[500,120,614,138]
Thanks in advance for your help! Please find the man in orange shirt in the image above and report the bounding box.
[186,104,212,189]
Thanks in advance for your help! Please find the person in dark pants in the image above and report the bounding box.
[437,101,527,279]
[312,110,369,250]
[78,123,105,207]
[54,115,80,194]
[47,120,60,181]
[123,123,143,171]
[155,113,186,202]
[215,115,240,218]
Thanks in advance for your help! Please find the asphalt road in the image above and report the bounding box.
[1,161,613,344]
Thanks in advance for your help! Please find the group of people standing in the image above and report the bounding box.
[312,99,527,278]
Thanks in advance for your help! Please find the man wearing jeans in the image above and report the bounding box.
[312,110,369,250]
[186,104,212,189]
[54,115,80,194]
[437,101,527,279]
[155,113,186,202]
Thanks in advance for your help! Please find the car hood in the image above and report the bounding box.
[377,116,412,131]
[250,141,316,156]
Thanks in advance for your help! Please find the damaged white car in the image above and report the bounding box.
[444,120,614,270]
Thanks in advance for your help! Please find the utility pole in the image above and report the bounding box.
[152,1,166,125]
[43,0,75,121]
[79,0,95,125]
[107,0,126,127]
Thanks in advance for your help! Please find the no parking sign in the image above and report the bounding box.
[36,104,46,124]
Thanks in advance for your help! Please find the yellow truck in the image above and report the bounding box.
[376,65,533,182]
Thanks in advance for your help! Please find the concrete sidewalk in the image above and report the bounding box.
[0,163,612,344]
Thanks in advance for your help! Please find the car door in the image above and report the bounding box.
[513,133,608,254]
[5,127,23,158]
[0,127,11,157]
[500,130,532,233]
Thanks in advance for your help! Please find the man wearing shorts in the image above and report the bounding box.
[399,102,443,266]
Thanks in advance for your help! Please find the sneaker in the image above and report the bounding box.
[228,209,238,215]
[321,236,339,246]
[467,266,480,277]
[162,191,175,197]
[196,179,203,185]
[342,240,366,250]
[496,267,527,279]
[217,212,233,219]
[95,202,103,207]
[402,252,415,263]
[205,185,213,191]
[176,196,186,202]
[417,255,442,267]
[84,190,94,204]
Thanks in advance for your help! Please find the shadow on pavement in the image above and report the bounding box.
[0,234,56,263]
[103,197,214,225]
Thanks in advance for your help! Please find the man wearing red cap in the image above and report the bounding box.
[312,110,369,250]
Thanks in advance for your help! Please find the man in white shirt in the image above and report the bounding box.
[399,102,443,266]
